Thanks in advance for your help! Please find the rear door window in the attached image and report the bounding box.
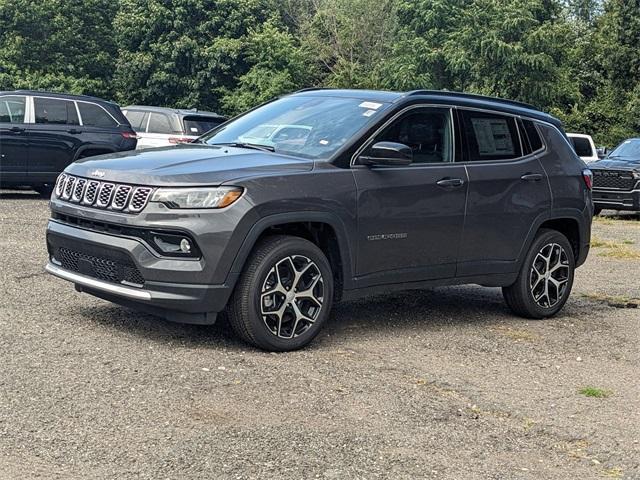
[147,113,175,134]
[570,137,593,157]
[0,96,26,123]
[78,102,117,127]
[182,116,224,135]
[460,110,522,161]
[124,110,148,132]
[34,97,79,125]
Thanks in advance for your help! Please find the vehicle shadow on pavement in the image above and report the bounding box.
[77,284,522,349]
[0,191,47,200]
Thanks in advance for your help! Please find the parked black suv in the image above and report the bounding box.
[45,89,593,351]
[590,138,640,214]
[0,91,137,194]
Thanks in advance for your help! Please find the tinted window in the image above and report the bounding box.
[78,102,117,127]
[0,96,26,123]
[461,110,522,161]
[570,137,593,157]
[124,110,147,132]
[523,120,543,152]
[371,107,453,164]
[34,97,79,125]
[148,112,175,134]
[183,116,224,135]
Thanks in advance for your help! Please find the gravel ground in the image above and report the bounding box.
[1,190,639,480]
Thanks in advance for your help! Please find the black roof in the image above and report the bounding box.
[124,105,225,118]
[293,88,562,128]
[2,89,117,105]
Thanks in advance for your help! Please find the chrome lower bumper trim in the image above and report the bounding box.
[45,262,152,301]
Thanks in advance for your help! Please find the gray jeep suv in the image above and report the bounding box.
[45,89,593,351]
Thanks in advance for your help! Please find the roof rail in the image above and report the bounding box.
[293,87,330,93]
[406,90,539,111]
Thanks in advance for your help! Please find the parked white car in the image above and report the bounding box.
[122,106,226,149]
[567,133,599,162]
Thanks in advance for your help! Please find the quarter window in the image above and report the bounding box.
[570,137,593,157]
[147,113,175,134]
[34,97,79,125]
[0,96,26,123]
[461,110,522,161]
[78,102,117,127]
[523,120,543,152]
[369,107,453,164]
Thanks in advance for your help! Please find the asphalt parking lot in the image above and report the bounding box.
[1,190,639,480]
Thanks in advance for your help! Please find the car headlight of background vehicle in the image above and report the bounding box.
[150,186,243,209]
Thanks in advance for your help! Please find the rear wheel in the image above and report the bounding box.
[228,235,334,351]
[33,185,54,197]
[503,229,575,319]
[593,206,602,216]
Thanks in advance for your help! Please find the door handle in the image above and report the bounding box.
[9,126,25,133]
[436,178,465,188]
[67,128,82,134]
[521,173,543,182]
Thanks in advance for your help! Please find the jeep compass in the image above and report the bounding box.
[45,89,593,351]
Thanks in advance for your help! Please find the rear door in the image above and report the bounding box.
[353,106,468,284]
[76,101,122,154]
[27,96,82,183]
[0,95,29,181]
[456,109,551,276]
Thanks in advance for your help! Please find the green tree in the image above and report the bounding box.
[0,0,118,97]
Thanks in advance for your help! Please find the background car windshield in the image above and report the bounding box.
[202,96,390,159]
[183,116,224,135]
[609,139,640,159]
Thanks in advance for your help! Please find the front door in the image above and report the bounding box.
[0,95,29,182]
[352,106,468,284]
[456,109,552,276]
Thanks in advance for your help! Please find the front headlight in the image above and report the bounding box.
[150,186,243,209]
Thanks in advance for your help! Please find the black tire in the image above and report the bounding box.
[503,229,575,319]
[34,185,54,197]
[593,206,602,216]
[227,235,334,351]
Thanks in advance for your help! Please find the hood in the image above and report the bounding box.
[65,144,313,186]
[590,157,640,171]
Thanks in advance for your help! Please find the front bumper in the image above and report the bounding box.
[46,219,238,324]
[592,188,640,211]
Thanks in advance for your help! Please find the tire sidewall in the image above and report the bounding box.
[246,238,334,351]
[518,230,576,318]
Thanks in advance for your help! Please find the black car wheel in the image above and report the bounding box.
[34,184,54,197]
[593,206,602,216]
[503,229,575,319]
[228,235,334,351]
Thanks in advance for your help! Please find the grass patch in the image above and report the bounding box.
[579,386,611,398]
[590,236,640,259]
[581,293,640,308]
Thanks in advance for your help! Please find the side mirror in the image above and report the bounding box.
[596,147,608,159]
[358,141,413,166]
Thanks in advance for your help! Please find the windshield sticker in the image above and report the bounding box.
[190,127,199,132]
[319,139,329,145]
[359,101,383,110]
[362,109,376,117]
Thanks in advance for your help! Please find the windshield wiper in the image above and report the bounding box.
[208,142,275,152]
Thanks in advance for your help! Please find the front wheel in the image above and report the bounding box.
[227,235,334,351]
[503,229,575,319]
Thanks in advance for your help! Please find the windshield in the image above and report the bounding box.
[608,139,640,159]
[201,95,391,159]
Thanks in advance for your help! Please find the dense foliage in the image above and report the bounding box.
[0,0,637,145]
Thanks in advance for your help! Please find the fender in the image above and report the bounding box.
[227,211,355,290]
[516,207,590,268]
[73,144,117,161]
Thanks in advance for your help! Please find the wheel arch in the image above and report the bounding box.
[228,212,354,300]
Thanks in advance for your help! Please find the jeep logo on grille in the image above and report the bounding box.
[90,169,106,178]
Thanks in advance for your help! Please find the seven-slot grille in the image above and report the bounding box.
[54,174,154,213]
[592,170,637,191]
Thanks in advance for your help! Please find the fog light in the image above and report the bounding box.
[180,238,191,253]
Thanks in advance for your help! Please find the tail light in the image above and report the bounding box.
[168,137,194,144]
[582,169,593,190]
[121,131,138,139]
